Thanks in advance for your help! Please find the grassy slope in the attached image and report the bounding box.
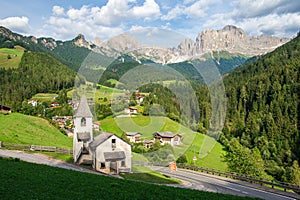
[0,157,253,200]
[0,113,72,148]
[101,115,227,171]
[0,47,24,69]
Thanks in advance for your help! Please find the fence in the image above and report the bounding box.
[0,141,72,155]
[176,163,300,194]
[132,161,300,193]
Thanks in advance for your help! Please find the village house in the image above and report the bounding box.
[153,132,182,146]
[28,100,38,107]
[0,104,11,114]
[73,95,131,175]
[143,139,154,149]
[125,132,142,143]
[124,106,138,115]
[92,121,101,131]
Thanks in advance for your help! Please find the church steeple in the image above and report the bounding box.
[75,95,93,118]
[73,94,93,162]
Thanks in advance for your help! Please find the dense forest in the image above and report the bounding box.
[0,52,75,110]
[222,33,300,184]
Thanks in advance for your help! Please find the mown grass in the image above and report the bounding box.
[0,157,255,200]
[0,113,72,148]
[0,47,24,69]
[31,93,58,103]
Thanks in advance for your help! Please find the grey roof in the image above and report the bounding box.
[125,132,141,136]
[74,95,93,118]
[154,131,180,138]
[89,132,113,150]
[77,132,91,141]
[104,151,126,161]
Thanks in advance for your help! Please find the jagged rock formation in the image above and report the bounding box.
[0,25,291,64]
[178,25,290,56]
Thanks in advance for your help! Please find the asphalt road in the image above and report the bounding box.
[150,166,299,200]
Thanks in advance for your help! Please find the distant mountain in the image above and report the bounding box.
[0,26,96,72]
[0,25,291,74]
[178,25,290,56]
[93,25,290,64]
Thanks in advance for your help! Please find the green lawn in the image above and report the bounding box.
[0,113,72,148]
[31,93,58,103]
[121,165,181,184]
[0,47,24,69]
[0,157,254,200]
[101,115,228,171]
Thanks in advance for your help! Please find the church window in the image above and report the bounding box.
[81,117,86,126]
[100,162,105,169]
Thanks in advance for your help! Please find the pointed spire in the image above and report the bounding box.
[74,95,93,118]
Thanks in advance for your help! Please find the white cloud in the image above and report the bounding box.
[162,0,221,20]
[161,5,184,20]
[52,6,65,16]
[131,0,160,20]
[0,16,30,33]
[233,0,300,18]
[43,1,162,40]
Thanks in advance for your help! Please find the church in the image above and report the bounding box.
[73,95,132,174]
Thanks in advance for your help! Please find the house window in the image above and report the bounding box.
[112,138,116,149]
[121,160,126,167]
[81,117,86,127]
[100,162,105,169]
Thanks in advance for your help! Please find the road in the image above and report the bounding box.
[0,149,100,175]
[150,166,299,200]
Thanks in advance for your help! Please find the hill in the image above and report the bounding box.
[223,32,300,183]
[0,113,72,148]
[100,115,227,171]
[0,157,251,200]
[0,51,75,110]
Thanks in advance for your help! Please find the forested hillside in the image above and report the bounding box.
[222,33,300,184]
[0,52,75,110]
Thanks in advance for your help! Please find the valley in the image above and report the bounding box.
[0,24,299,199]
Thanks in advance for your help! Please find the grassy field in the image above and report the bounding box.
[0,47,24,69]
[31,93,58,103]
[121,165,181,184]
[0,113,72,148]
[0,157,254,200]
[101,115,227,171]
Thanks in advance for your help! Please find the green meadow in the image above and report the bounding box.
[0,47,24,69]
[101,115,227,171]
[0,157,253,200]
[0,113,72,148]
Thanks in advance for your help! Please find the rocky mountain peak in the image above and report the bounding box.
[177,25,289,56]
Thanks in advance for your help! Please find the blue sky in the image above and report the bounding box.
[0,0,300,43]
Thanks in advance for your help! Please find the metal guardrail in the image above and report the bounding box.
[176,164,300,193]
[0,141,72,155]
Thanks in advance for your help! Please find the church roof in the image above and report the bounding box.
[74,95,93,118]
[89,132,113,150]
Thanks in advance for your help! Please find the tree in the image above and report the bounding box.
[224,138,268,179]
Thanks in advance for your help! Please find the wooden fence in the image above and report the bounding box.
[0,141,72,155]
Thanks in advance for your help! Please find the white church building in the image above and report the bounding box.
[73,95,131,174]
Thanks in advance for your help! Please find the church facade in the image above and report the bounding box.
[73,95,131,174]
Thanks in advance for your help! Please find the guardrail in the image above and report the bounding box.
[176,163,300,194]
[0,141,72,155]
[131,161,300,194]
